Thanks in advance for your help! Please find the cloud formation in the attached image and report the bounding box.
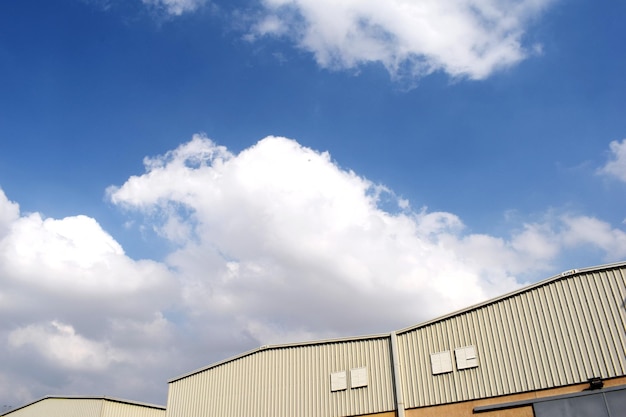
[3,135,626,406]
[132,0,553,80]
[109,135,626,343]
[109,135,511,338]
[141,0,207,16]
[599,138,626,183]
[8,321,124,371]
[0,189,178,405]
[249,0,553,80]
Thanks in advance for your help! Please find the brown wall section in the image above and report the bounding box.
[405,376,626,417]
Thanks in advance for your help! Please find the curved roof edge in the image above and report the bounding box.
[168,260,626,384]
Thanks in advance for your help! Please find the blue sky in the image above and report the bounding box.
[1,0,625,407]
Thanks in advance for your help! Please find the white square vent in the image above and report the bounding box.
[455,345,478,370]
[330,371,347,391]
[430,351,453,375]
[350,367,368,388]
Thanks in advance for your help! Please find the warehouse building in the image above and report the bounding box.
[165,262,626,417]
[1,396,165,417]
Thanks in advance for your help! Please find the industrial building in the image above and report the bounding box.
[165,262,626,417]
[0,396,165,417]
[3,262,625,417]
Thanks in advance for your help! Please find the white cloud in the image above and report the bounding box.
[109,135,626,345]
[0,189,19,239]
[8,321,125,371]
[249,0,553,80]
[132,0,551,80]
[0,191,179,405]
[111,136,500,341]
[561,215,626,259]
[599,139,626,183]
[142,0,206,16]
[0,213,173,296]
[3,135,626,406]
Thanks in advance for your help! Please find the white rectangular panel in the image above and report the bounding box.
[455,345,478,370]
[350,367,368,388]
[430,351,453,375]
[330,371,347,391]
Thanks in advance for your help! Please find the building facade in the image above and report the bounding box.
[1,396,166,417]
[166,262,626,417]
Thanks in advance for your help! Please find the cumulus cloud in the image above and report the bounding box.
[561,215,626,259]
[109,135,626,345]
[599,139,626,183]
[132,0,552,80]
[0,189,19,238]
[0,213,173,297]
[249,0,553,80]
[8,321,125,371]
[0,191,178,405]
[3,135,626,407]
[109,136,498,331]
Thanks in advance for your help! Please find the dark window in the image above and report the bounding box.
[606,389,626,416]
[533,389,626,417]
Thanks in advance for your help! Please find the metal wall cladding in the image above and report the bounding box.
[3,398,165,417]
[102,401,166,417]
[4,398,103,417]
[167,337,396,417]
[397,265,626,409]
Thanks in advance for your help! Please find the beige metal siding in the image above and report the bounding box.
[102,401,166,417]
[3,398,103,417]
[3,398,165,417]
[397,265,626,408]
[167,337,396,417]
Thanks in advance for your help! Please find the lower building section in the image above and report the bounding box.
[405,376,626,417]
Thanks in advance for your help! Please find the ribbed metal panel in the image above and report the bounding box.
[101,400,166,417]
[166,337,395,417]
[3,397,165,417]
[397,265,626,408]
[3,398,103,417]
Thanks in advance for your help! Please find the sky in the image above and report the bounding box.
[1,0,626,408]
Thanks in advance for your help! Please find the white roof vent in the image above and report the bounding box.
[430,351,453,375]
[455,345,478,370]
[330,371,347,391]
[350,367,368,388]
